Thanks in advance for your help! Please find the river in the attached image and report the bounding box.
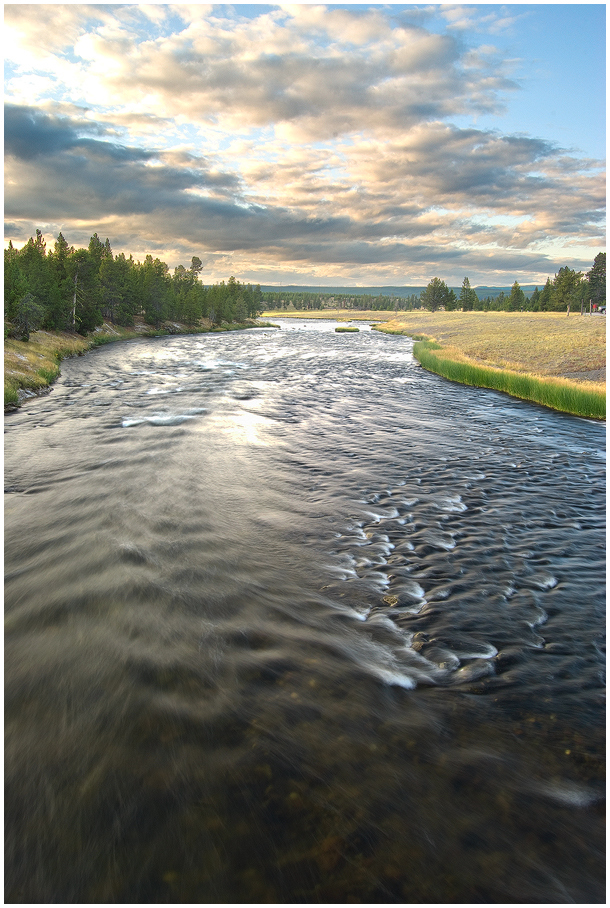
[4,318,605,903]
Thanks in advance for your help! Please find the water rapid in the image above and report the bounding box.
[5,319,605,902]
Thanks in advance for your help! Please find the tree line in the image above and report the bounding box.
[5,231,605,341]
[264,254,605,314]
[4,230,264,340]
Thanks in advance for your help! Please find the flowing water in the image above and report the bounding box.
[4,319,605,903]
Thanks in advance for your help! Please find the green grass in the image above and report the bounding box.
[4,383,19,407]
[90,331,141,347]
[413,340,606,420]
[36,365,61,383]
[335,326,360,333]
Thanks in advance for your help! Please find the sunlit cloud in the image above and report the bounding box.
[3,3,605,285]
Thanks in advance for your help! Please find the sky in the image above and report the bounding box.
[4,2,606,287]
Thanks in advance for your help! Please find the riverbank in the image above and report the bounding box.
[263,309,606,419]
[4,317,272,410]
[410,339,605,419]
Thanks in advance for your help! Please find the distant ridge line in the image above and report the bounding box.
[260,285,540,298]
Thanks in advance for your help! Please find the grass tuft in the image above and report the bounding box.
[4,381,19,407]
[335,326,360,333]
[37,365,61,383]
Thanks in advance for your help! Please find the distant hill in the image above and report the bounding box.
[260,285,424,296]
[261,285,540,299]
[474,286,539,299]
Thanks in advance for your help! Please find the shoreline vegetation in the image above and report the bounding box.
[5,231,604,418]
[262,309,606,420]
[5,309,605,420]
[4,317,275,410]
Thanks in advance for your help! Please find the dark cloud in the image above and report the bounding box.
[5,104,241,215]
[4,104,113,161]
[3,221,24,238]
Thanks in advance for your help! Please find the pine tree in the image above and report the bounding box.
[586,253,606,308]
[459,277,476,311]
[421,277,451,312]
[507,281,525,311]
[551,267,583,313]
[538,278,552,312]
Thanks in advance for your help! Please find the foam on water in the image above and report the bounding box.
[121,407,208,427]
[530,781,601,808]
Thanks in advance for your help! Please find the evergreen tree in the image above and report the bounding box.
[551,267,583,313]
[182,284,203,325]
[13,291,44,341]
[87,233,106,271]
[538,278,552,312]
[99,255,125,324]
[141,255,171,326]
[491,291,505,311]
[446,288,458,311]
[4,245,29,321]
[68,248,103,334]
[586,252,606,308]
[45,232,74,329]
[459,277,476,311]
[117,256,142,326]
[421,277,452,312]
[190,256,203,278]
[234,295,248,322]
[528,288,540,311]
[507,281,525,311]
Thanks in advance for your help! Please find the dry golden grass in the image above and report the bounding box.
[380,311,606,387]
[4,331,90,401]
[4,325,141,406]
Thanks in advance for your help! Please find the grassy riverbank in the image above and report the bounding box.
[412,339,605,419]
[375,311,606,383]
[263,308,605,419]
[4,318,270,409]
[376,311,605,419]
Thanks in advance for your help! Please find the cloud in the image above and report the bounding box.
[3,5,604,284]
[5,103,116,160]
[3,4,102,59]
[5,97,604,284]
[4,104,242,220]
[5,4,518,140]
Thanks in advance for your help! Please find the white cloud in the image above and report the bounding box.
[3,4,605,284]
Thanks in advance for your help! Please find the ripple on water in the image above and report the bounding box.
[3,324,605,904]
